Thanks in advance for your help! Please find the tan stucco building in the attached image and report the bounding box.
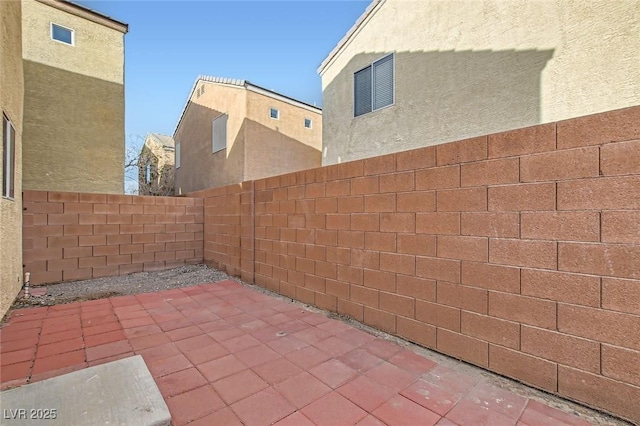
[319,0,640,165]
[1,0,25,319]
[21,0,128,193]
[138,133,175,196]
[174,76,322,194]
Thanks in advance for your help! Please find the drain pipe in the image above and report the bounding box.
[23,272,31,299]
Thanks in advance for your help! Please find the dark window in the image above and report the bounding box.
[354,54,394,117]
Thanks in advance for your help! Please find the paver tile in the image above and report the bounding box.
[301,391,368,426]
[85,340,132,362]
[365,361,418,392]
[423,365,479,396]
[31,349,85,375]
[165,325,203,342]
[373,395,441,426]
[235,343,281,368]
[0,280,607,426]
[466,382,528,420]
[338,347,384,373]
[38,328,82,346]
[231,387,296,426]
[187,407,243,426]
[520,400,593,426]
[198,353,247,382]
[212,369,269,404]
[273,411,315,426]
[362,338,404,359]
[36,337,84,358]
[253,357,303,384]
[274,371,332,409]
[390,349,438,375]
[1,347,36,366]
[446,397,518,426]
[146,352,192,377]
[309,358,358,389]
[156,367,208,398]
[85,330,128,347]
[174,333,215,352]
[337,375,397,412]
[400,378,462,416]
[0,361,31,383]
[183,342,229,365]
[285,345,332,370]
[127,332,172,351]
[220,333,261,352]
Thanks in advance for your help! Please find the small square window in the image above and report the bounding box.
[270,108,279,120]
[51,23,74,45]
[304,118,312,129]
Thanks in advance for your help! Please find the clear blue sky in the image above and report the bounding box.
[75,1,369,146]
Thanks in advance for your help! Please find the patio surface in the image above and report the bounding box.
[0,280,595,426]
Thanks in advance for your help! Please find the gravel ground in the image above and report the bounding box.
[9,264,239,310]
[4,264,631,425]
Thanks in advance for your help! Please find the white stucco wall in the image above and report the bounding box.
[320,0,640,165]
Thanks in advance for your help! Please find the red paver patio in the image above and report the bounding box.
[0,280,596,425]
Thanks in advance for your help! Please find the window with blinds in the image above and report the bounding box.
[212,114,228,153]
[354,53,394,117]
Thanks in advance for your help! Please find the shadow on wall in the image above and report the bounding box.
[242,118,321,182]
[175,101,321,194]
[22,60,125,193]
[322,49,554,164]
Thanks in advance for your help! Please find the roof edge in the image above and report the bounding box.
[173,75,322,137]
[37,0,129,33]
[317,0,384,75]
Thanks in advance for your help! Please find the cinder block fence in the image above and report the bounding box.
[21,106,640,422]
[22,192,204,284]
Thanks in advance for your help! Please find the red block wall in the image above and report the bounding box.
[201,106,640,422]
[22,192,204,284]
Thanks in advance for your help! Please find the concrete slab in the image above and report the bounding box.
[0,355,170,426]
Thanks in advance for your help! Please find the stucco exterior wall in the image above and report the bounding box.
[174,82,247,194]
[0,0,24,319]
[21,0,126,193]
[244,89,322,182]
[174,80,322,194]
[139,137,175,196]
[320,0,640,165]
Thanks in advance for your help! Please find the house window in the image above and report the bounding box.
[212,114,228,153]
[270,108,279,120]
[175,143,181,169]
[2,113,15,199]
[51,23,74,45]
[145,163,152,184]
[304,118,312,129]
[354,53,394,117]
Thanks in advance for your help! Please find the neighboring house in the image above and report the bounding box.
[1,0,25,318]
[174,76,322,194]
[138,133,175,196]
[318,0,640,165]
[21,0,128,193]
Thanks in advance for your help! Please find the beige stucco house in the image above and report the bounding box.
[138,133,175,196]
[318,0,640,165]
[174,76,322,194]
[1,0,25,319]
[21,0,128,193]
